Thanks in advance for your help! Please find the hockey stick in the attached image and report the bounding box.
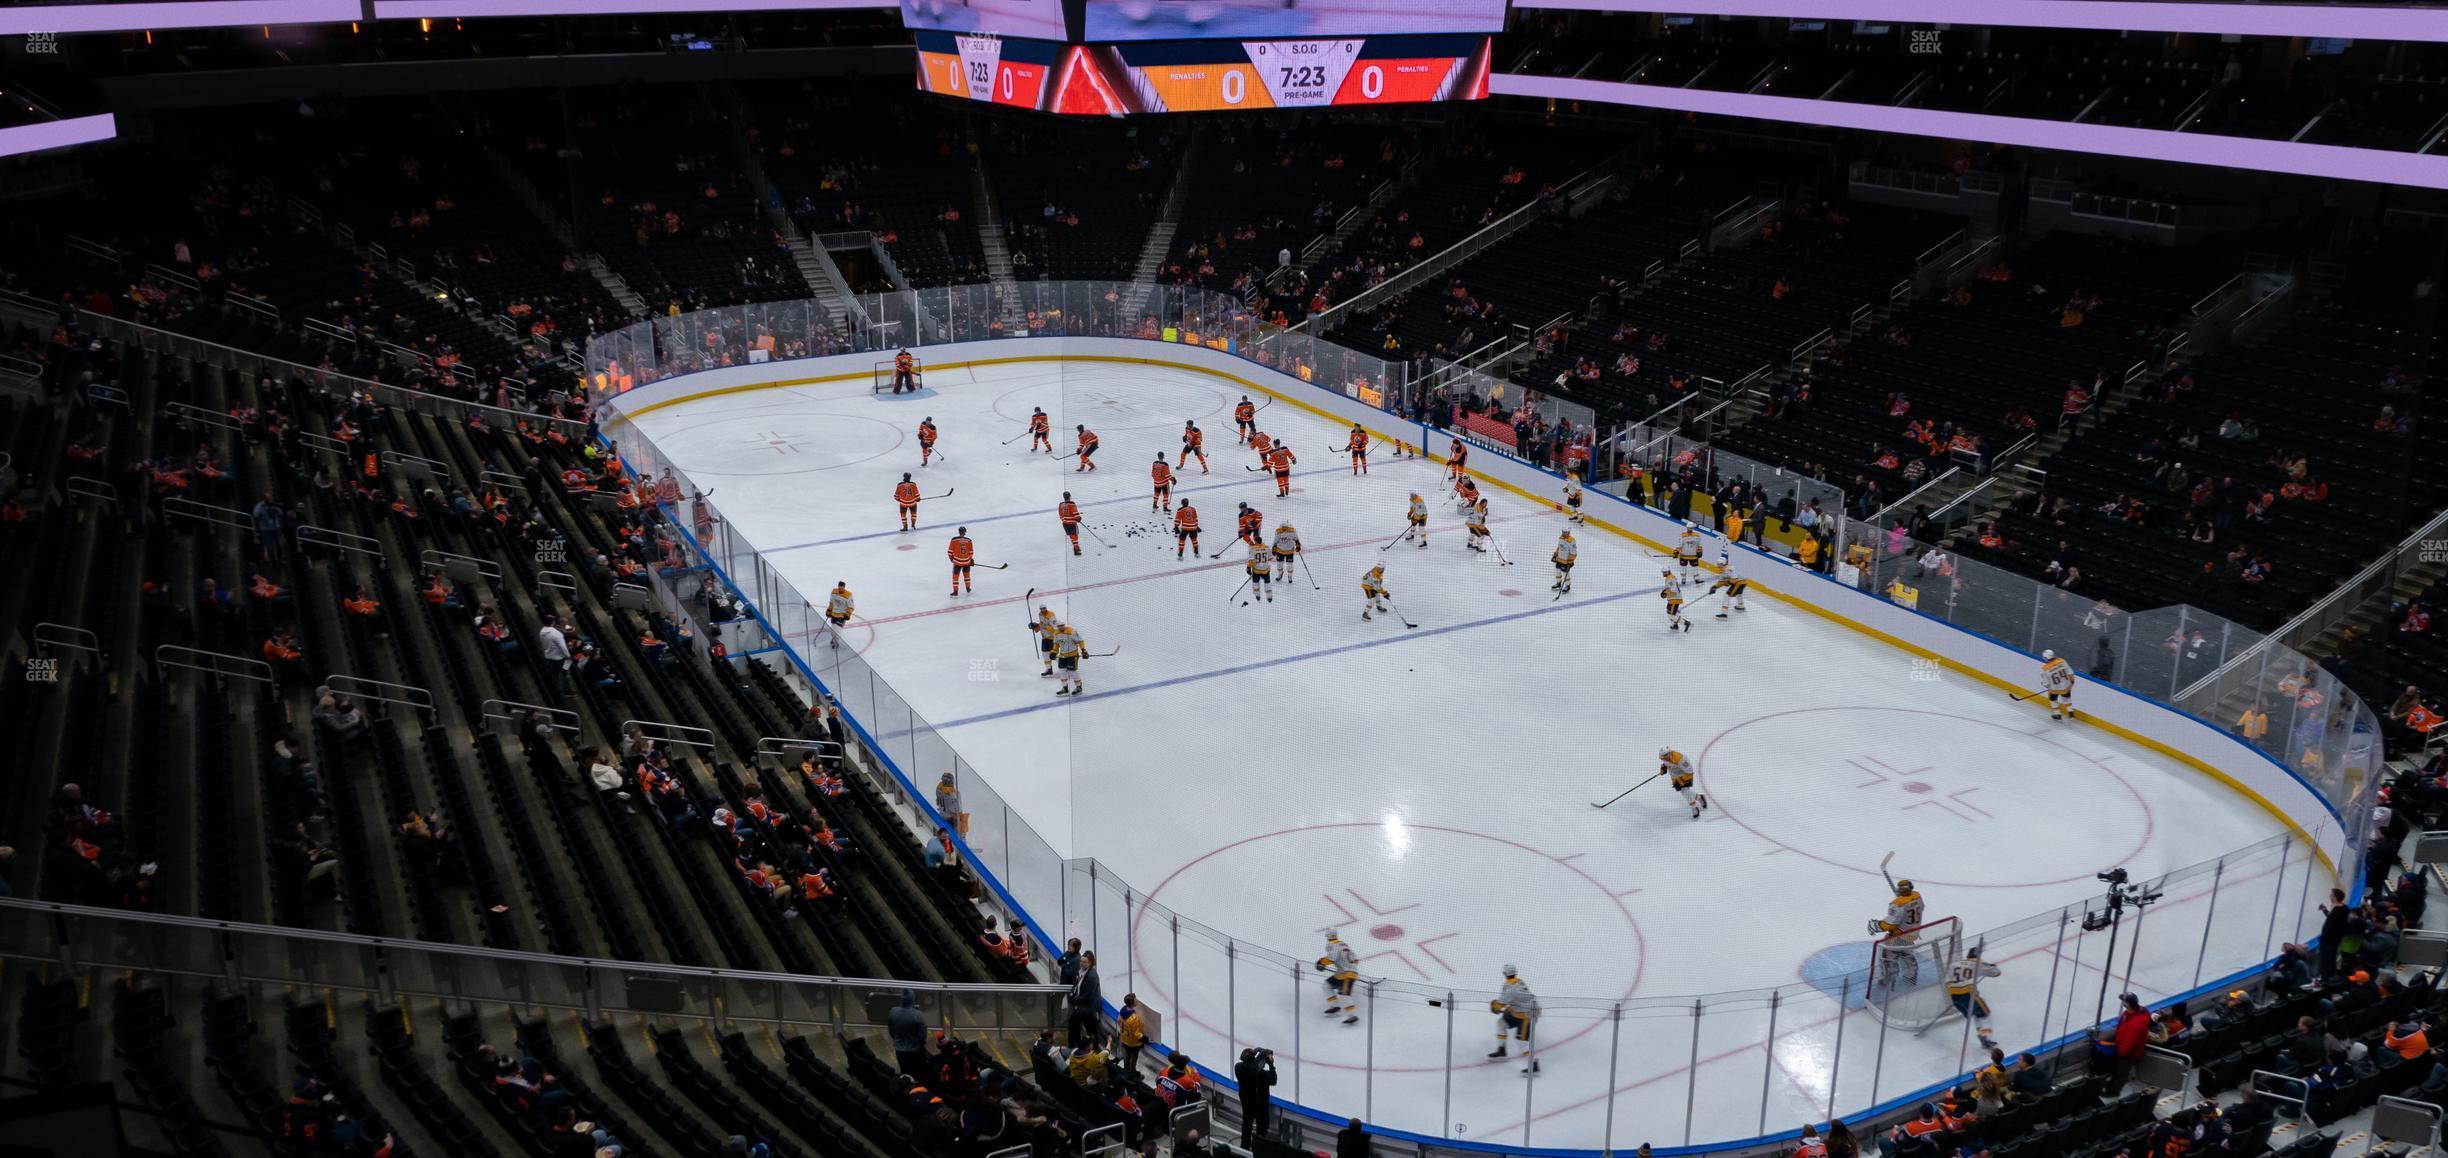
[1297,552,1321,591]
[1381,599,1418,630]
[1080,523,1112,548]
[1245,465,1269,473]
[1380,519,1417,551]
[924,489,956,501]
[2007,689,2044,702]
[1589,773,1661,809]
[1490,540,1515,567]
[1087,646,1121,658]
[1208,540,1238,560]
[970,563,1011,570]
[1225,575,1251,603]
[929,447,948,462]
[1879,851,1898,893]
[1003,429,1034,445]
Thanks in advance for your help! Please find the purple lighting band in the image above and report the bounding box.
[1490,74,2448,189]
[371,0,889,15]
[0,1,361,35]
[0,114,118,160]
[1513,0,2448,43]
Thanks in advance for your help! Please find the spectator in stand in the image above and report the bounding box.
[1067,949,1102,1048]
[538,613,571,694]
[1117,993,1148,1073]
[2107,993,2151,1092]
[890,990,930,1077]
[1337,1118,1372,1158]
[262,631,306,683]
[1234,1047,1278,1148]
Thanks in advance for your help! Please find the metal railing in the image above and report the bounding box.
[0,897,1061,1036]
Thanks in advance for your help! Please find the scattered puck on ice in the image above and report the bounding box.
[1241,601,1250,606]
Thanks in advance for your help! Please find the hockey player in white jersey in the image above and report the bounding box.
[1708,548,1750,619]
[1317,931,1362,1025]
[1487,964,1541,1074]
[1942,948,2002,1049]
[2040,649,2077,720]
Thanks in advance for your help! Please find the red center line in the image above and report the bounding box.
[793,509,1555,639]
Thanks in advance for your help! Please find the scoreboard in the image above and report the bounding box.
[914,31,1490,113]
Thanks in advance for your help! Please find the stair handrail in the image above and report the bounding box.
[2177,502,2448,703]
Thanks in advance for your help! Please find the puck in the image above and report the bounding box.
[1241,601,1250,606]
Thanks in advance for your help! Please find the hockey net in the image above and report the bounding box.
[1864,915,1963,1033]
[874,358,922,394]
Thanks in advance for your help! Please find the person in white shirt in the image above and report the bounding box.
[537,613,571,693]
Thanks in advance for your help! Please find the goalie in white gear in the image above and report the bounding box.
[1317,931,1361,1025]
[1487,964,1541,1074]
[1872,874,1929,988]
[1943,948,2002,1050]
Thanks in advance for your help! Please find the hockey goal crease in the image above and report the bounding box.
[874,358,923,393]
[1864,915,1964,1034]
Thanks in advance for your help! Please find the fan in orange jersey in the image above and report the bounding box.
[1345,425,1370,475]
[1266,443,1297,497]
[918,417,939,467]
[1180,421,1209,473]
[894,472,922,531]
[1172,500,1200,560]
[1233,396,1257,443]
[1057,492,1084,556]
[1028,407,1052,454]
[1447,437,1470,485]
[1236,502,1264,546]
[1250,429,1274,466]
[1073,425,1100,472]
[1150,453,1175,511]
[947,527,976,597]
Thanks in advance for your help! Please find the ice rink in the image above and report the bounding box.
[623,354,2318,1149]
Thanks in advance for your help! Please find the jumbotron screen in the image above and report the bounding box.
[1080,0,1507,41]
[915,31,1491,113]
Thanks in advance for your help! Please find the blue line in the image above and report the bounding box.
[760,461,1371,554]
[905,584,1656,735]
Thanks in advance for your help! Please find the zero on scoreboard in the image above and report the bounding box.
[915,31,1491,115]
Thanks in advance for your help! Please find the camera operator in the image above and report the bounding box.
[1235,1046,1279,1149]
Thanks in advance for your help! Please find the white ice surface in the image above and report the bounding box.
[627,358,2313,1149]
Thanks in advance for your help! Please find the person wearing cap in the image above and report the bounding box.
[1885,1103,1946,1156]
[2109,993,2151,1092]
[1488,964,1541,1074]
